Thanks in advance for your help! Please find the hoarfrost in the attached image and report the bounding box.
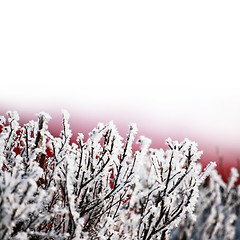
[1,111,235,240]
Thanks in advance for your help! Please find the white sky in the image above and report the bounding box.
[0,1,240,149]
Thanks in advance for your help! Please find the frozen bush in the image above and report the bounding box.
[172,165,240,240]
[0,111,219,239]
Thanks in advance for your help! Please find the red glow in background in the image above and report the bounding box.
[1,104,239,183]
[1,2,240,182]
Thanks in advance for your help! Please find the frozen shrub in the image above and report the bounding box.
[122,137,216,240]
[171,164,240,240]
[0,111,217,239]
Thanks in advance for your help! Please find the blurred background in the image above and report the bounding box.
[1,1,240,180]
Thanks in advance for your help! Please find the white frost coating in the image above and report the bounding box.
[173,159,240,240]
[61,109,71,137]
[36,112,52,123]
[136,135,151,154]
[129,122,138,135]
[0,116,6,126]
[199,161,217,183]
[77,133,84,141]
[227,167,239,192]
[7,111,20,122]
[61,109,70,121]
[121,123,138,164]
[1,111,236,240]
[15,232,28,240]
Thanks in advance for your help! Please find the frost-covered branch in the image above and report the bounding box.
[0,111,221,239]
[172,165,240,240]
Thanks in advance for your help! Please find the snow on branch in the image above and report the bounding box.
[0,111,237,239]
